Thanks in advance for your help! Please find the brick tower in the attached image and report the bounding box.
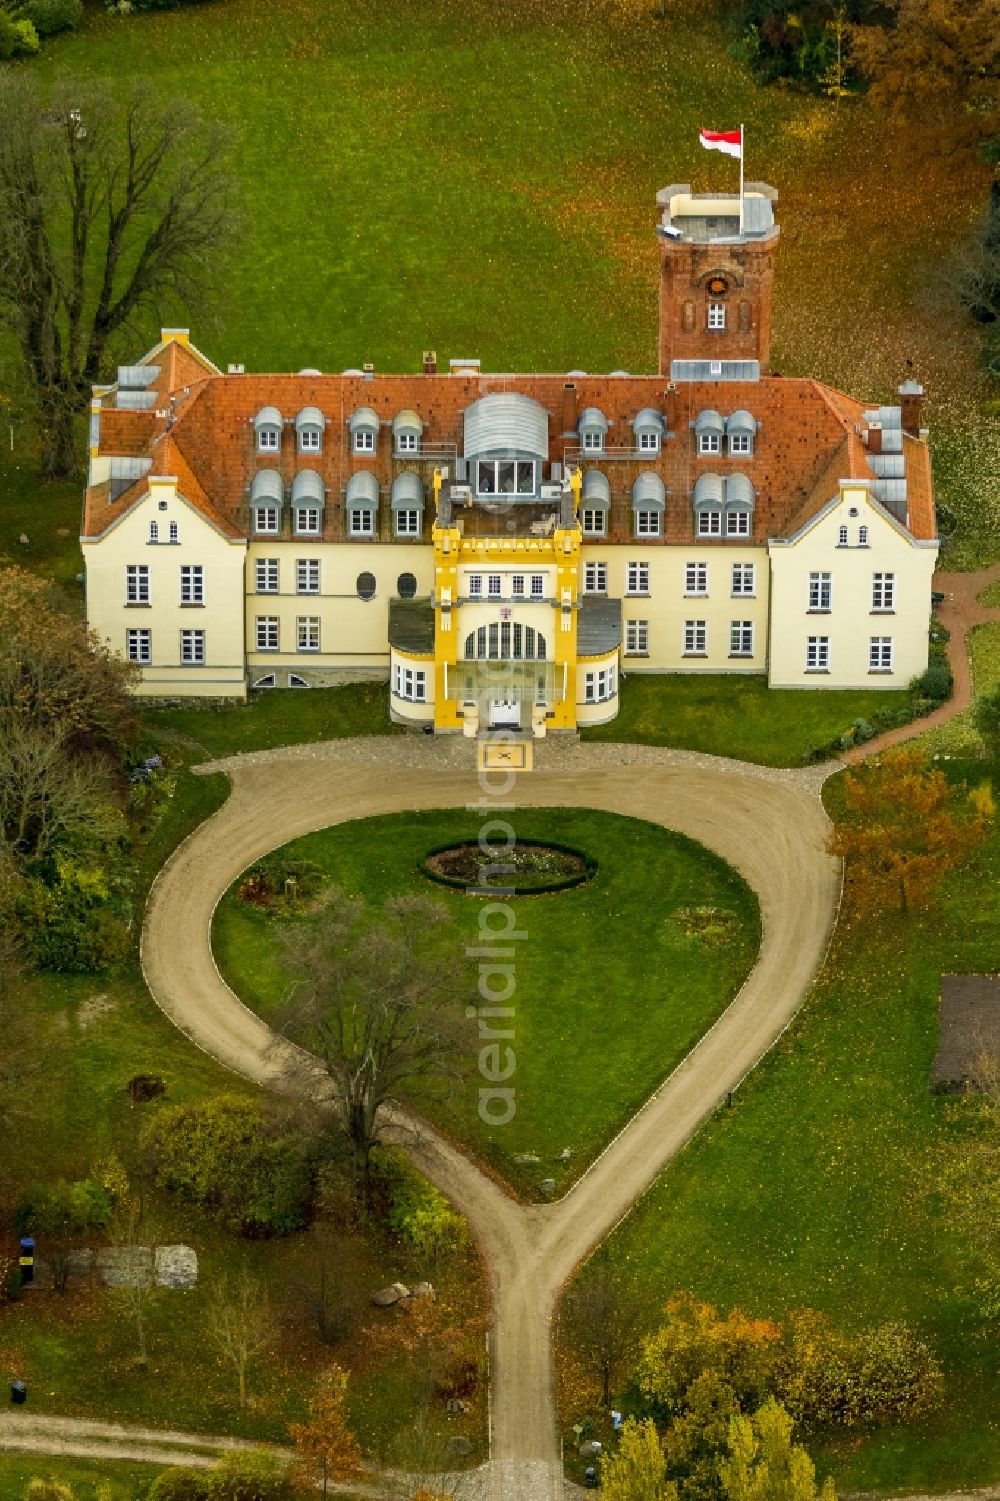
[656,182,780,377]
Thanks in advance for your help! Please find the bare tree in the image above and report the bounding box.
[109,1197,156,1367]
[205,1265,272,1410]
[0,719,123,865]
[0,72,234,478]
[278,891,470,1210]
[562,1247,648,1408]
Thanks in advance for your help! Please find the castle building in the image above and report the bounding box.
[82,182,938,734]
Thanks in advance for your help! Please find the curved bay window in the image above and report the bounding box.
[464,622,547,661]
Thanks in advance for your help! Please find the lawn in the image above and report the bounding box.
[145,681,399,760]
[565,759,1000,1492]
[0,1452,166,1498]
[581,673,913,766]
[0,456,83,600]
[917,621,1000,758]
[212,808,760,1196]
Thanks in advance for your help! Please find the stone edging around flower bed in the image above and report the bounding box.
[420,838,598,896]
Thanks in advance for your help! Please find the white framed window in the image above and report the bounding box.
[180,564,204,605]
[584,562,608,594]
[582,508,606,537]
[872,572,895,611]
[255,616,279,651]
[684,619,707,655]
[126,627,151,664]
[685,562,708,595]
[294,506,321,535]
[349,508,375,536]
[806,635,830,671]
[394,664,427,702]
[180,629,205,666]
[487,574,503,599]
[297,558,320,594]
[476,459,535,496]
[395,509,421,536]
[708,303,726,330]
[582,430,604,452]
[255,558,279,593]
[637,431,660,453]
[726,511,750,537]
[299,428,321,453]
[838,524,849,546]
[625,619,648,655]
[731,563,755,596]
[296,616,320,652]
[148,520,159,543]
[730,620,754,656]
[468,575,483,599]
[254,505,279,534]
[808,572,832,611]
[125,564,150,605]
[698,433,721,455]
[530,574,545,598]
[697,510,722,537]
[168,521,179,544]
[626,561,650,595]
[729,433,753,455]
[396,431,419,453]
[859,524,869,546]
[257,427,280,453]
[354,429,375,454]
[585,665,617,703]
[869,636,893,671]
[511,575,525,598]
[635,510,661,537]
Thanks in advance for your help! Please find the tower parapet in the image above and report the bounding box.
[656,182,779,377]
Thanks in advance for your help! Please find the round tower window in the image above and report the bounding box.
[357,571,376,601]
[397,572,417,599]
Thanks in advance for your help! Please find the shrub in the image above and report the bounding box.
[17,860,129,973]
[779,1309,943,1427]
[204,1451,293,1500]
[19,0,83,33]
[973,683,1000,759]
[0,12,39,55]
[912,659,954,703]
[24,1482,77,1501]
[383,1149,469,1262]
[141,1095,312,1236]
[146,1471,209,1501]
[852,717,876,743]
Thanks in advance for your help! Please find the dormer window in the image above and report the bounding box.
[346,470,378,536]
[632,472,665,538]
[392,409,424,456]
[477,460,535,497]
[726,410,756,457]
[295,406,326,455]
[708,304,726,331]
[253,406,283,454]
[251,469,283,533]
[578,407,608,454]
[291,469,324,535]
[694,409,724,457]
[632,408,665,456]
[349,407,380,455]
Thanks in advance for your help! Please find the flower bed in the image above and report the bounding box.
[421,839,596,894]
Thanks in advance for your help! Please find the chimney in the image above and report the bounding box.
[663,383,678,433]
[423,350,437,375]
[561,382,577,436]
[899,378,924,437]
[867,422,883,455]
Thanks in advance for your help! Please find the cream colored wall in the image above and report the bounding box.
[580,544,769,673]
[457,562,558,597]
[389,646,434,724]
[83,478,247,698]
[576,650,621,726]
[245,542,433,673]
[767,484,938,689]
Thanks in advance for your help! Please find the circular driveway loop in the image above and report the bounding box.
[142,744,839,1487]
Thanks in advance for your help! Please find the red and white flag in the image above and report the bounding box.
[699,127,743,159]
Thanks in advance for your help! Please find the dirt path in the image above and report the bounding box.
[140,741,838,1494]
[841,565,1000,764]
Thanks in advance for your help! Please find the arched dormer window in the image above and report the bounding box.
[253,406,282,454]
[726,410,756,457]
[633,408,665,456]
[581,470,610,537]
[724,473,754,537]
[392,471,425,537]
[392,409,424,456]
[631,472,665,538]
[348,407,380,455]
[291,469,324,536]
[464,393,547,499]
[578,407,608,455]
[346,470,378,536]
[251,469,283,533]
[694,409,725,457]
[295,406,326,455]
[693,473,723,537]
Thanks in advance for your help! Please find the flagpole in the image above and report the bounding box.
[739,123,745,233]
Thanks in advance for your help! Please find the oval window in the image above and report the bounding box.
[397,572,417,599]
[357,571,376,601]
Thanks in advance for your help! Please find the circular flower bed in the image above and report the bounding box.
[422,839,596,894]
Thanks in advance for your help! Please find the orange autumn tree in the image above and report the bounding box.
[829,747,994,915]
[289,1365,363,1497]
